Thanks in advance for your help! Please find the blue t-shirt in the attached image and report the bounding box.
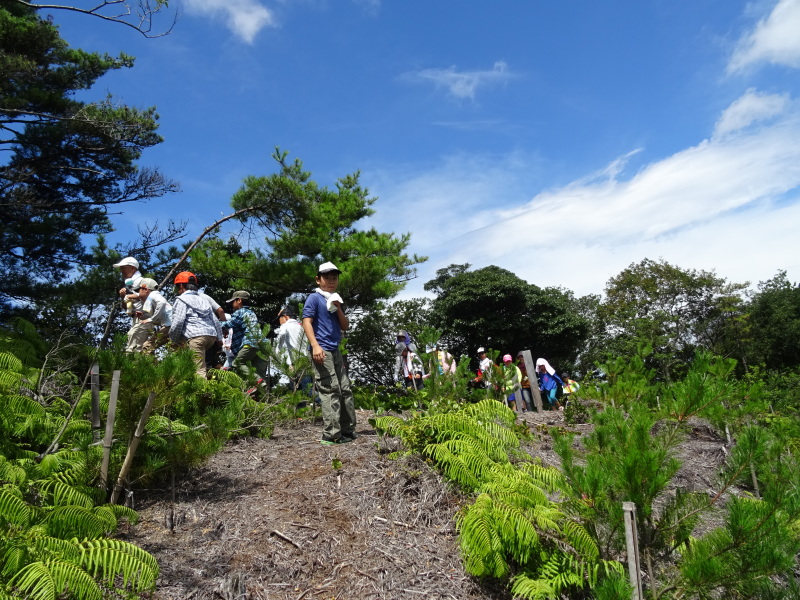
[302,292,341,351]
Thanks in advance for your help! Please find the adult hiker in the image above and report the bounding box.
[536,357,564,410]
[169,273,222,378]
[114,256,147,353]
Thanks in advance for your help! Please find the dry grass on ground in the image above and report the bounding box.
[121,406,730,600]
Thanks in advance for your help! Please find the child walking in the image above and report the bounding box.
[302,262,357,444]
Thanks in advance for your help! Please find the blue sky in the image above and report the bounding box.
[54,0,800,298]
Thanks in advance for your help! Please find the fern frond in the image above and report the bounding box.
[423,440,485,489]
[562,519,601,562]
[208,369,244,388]
[6,561,56,600]
[44,506,110,540]
[0,487,31,527]
[33,534,83,564]
[457,493,509,578]
[78,538,159,591]
[95,504,139,526]
[518,462,567,492]
[0,352,23,373]
[0,371,22,393]
[146,414,192,435]
[2,394,45,419]
[481,463,553,508]
[8,559,102,600]
[371,415,406,437]
[510,572,556,600]
[464,398,517,427]
[424,411,519,456]
[36,479,94,509]
[0,456,28,486]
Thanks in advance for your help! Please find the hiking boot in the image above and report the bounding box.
[342,432,358,441]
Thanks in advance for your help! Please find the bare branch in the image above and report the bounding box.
[11,0,179,37]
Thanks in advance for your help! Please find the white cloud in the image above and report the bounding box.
[183,0,276,43]
[729,0,800,71]
[376,91,800,298]
[713,88,789,137]
[403,61,513,100]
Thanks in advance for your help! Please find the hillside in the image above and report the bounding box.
[122,408,728,600]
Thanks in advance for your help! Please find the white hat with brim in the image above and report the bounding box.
[113,256,139,269]
[477,347,486,354]
[317,261,341,274]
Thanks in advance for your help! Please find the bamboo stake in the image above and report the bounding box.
[99,370,121,491]
[110,391,156,504]
[623,502,643,600]
[90,363,102,443]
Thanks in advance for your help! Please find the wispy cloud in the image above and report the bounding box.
[403,61,514,100]
[375,91,800,297]
[713,88,789,137]
[352,0,381,15]
[183,0,277,43]
[729,0,800,72]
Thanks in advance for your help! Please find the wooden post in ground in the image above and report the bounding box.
[519,350,543,412]
[623,501,643,600]
[99,370,121,492]
[90,363,102,443]
[111,391,156,504]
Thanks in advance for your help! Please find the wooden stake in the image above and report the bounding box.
[99,370,121,491]
[519,350,543,412]
[90,363,102,443]
[111,391,156,504]
[623,501,643,600]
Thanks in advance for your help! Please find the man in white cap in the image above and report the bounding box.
[112,256,148,353]
[301,261,356,444]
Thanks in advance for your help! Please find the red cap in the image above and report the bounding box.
[174,271,197,285]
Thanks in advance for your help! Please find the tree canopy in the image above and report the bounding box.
[426,264,590,368]
[187,149,426,318]
[747,271,800,371]
[0,0,177,312]
[598,258,748,381]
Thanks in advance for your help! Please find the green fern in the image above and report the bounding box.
[0,371,22,394]
[457,493,510,578]
[424,439,487,489]
[0,353,23,374]
[0,487,31,528]
[8,560,103,600]
[36,480,94,509]
[78,537,159,591]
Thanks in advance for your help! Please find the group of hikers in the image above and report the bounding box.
[115,257,355,445]
[116,257,577,447]
[393,333,579,412]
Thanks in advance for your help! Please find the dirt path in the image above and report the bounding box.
[122,406,728,599]
[123,410,513,600]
